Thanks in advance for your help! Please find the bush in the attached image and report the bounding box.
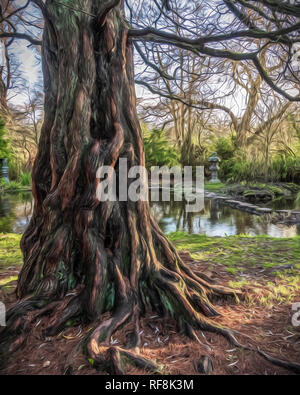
[215,136,235,161]
[269,156,300,183]
[0,118,26,181]
[296,191,300,208]
[218,154,300,184]
[0,177,32,191]
[8,157,23,181]
[0,118,10,159]
[143,128,180,169]
[210,133,300,183]
[0,180,21,191]
[19,172,32,186]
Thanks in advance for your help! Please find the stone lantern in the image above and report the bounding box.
[0,158,9,183]
[208,152,220,183]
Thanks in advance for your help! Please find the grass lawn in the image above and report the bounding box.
[0,234,22,290]
[1,231,300,304]
[169,232,300,307]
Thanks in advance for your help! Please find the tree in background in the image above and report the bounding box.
[137,29,299,164]
[0,0,43,178]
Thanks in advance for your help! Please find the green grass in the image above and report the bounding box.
[0,231,299,308]
[168,231,300,306]
[228,279,250,289]
[0,233,23,269]
[0,180,31,192]
[19,172,32,186]
[0,275,18,286]
[204,182,225,191]
[0,234,22,290]
[168,232,300,270]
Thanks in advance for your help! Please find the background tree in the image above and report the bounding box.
[0,1,43,179]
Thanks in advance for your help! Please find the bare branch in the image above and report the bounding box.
[0,32,41,46]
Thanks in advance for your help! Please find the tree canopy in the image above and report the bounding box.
[1,0,300,101]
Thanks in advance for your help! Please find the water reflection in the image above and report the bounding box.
[150,198,300,237]
[0,192,33,234]
[0,192,299,238]
[265,196,298,211]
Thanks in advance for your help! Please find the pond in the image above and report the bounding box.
[0,192,33,234]
[151,198,300,237]
[1,191,300,238]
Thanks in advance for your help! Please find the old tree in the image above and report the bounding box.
[1,0,300,373]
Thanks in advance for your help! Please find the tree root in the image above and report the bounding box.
[1,261,300,375]
[258,349,300,374]
[0,286,83,363]
[91,346,160,375]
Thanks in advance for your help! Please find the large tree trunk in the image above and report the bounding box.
[0,0,239,372]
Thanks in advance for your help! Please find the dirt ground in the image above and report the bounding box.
[0,250,299,376]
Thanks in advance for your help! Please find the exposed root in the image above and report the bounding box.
[92,345,160,375]
[0,224,298,376]
[0,298,57,358]
[117,348,160,373]
[43,296,82,337]
[195,319,300,374]
[0,286,83,364]
[258,350,300,374]
[85,304,160,375]
[2,259,300,375]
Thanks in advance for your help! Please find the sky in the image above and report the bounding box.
[10,41,40,106]
[5,41,247,124]
[3,0,297,121]
[1,33,274,126]
[1,0,299,124]
[8,41,151,112]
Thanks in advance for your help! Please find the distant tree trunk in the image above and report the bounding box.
[0,48,8,115]
[0,0,237,371]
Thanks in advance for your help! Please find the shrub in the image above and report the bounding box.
[218,153,300,184]
[215,136,235,161]
[19,172,32,186]
[0,118,10,159]
[4,180,22,191]
[143,128,180,169]
[269,156,300,183]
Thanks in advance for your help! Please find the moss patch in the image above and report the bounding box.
[204,182,225,192]
[225,182,300,203]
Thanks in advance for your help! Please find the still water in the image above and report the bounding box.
[0,192,33,234]
[151,199,300,237]
[0,192,300,238]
